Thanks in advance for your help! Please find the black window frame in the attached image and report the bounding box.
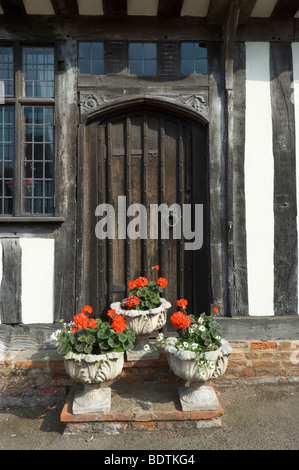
[0,42,57,218]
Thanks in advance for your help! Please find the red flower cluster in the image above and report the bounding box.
[71,307,97,332]
[177,299,188,307]
[170,311,191,331]
[111,314,126,333]
[128,277,149,289]
[126,296,140,308]
[157,277,168,289]
[81,305,93,314]
[107,309,116,318]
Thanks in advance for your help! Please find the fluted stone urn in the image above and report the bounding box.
[166,339,232,411]
[110,298,171,360]
[64,351,124,414]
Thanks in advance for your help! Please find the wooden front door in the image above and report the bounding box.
[84,107,209,328]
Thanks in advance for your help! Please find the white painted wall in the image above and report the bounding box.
[292,43,299,316]
[20,238,55,324]
[244,42,274,316]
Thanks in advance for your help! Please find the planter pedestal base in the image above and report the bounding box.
[178,384,219,412]
[126,337,159,361]
[73,385,111,415]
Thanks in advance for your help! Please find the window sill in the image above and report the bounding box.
[0,217,65,223]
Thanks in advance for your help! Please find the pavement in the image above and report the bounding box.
[0,381,298,451]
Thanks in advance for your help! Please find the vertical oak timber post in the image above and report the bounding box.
[223,0,240,316]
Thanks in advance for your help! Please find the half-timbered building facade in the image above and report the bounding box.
[0,0,299,349]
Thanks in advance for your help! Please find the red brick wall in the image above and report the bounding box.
[0,340,298,408]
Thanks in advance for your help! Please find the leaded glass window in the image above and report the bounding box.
[0,44,55,217]
[0,106,14,214]
[180,42,207,75]
[22,106,54,215]
[22,46,55,98]
[0,46,14,97]
[78,42,105,75]
[128,42,157,76]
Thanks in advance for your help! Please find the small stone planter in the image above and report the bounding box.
[64,351,124,414]
[110,298,171,360]
[167,339,232,411]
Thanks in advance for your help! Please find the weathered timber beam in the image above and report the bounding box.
[223,0,239,91]
[50,0,79,16]
[157,0,184,16]
[238,0,258,25]
[222,0,240,316]
[207,0,229,25]
[0,0,26,15]
[271,0,299,18]
[102,0,127,16]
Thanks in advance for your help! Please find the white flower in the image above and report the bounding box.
[50,330,61,342]
[216,335,222,341]
[156,333,164,342]
[209,361,215,370]
[178,344,185,351]
[191,343,198,350]
[183,342,189,348]
[200,370,206,378]
[189,326,195,333]
[199,325,205,332]
[144,344,151,351]
[198,317,204,324]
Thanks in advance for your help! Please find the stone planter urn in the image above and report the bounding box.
[64,351,124,415]
[166,339,232,411]
[110,298,171,360]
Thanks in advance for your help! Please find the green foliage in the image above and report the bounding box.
[52,315,136,356]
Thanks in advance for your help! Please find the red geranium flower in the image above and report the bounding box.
[134,277,148,287]
[157,277,168,289]
[128,280,136,290]
[81,305,93,314]
[107,309,116,318]
[111,314,126,333]
[177,299,188,307]
[170,311,191,331]
[126,296,140,308]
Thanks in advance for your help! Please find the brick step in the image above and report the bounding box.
[60,382,223,434]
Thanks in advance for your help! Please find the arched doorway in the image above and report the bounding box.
[80,103,209,330]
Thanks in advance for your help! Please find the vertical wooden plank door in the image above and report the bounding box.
[96,109,208,328]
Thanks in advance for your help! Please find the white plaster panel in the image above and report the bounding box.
[22,0,55,15]
[292,43,299,315]
[77,0,104,15]
[127,0,159,16]
[245,42,274,316]
[20,238,54,324]
[181,0,210,17]
[251,0,278,17]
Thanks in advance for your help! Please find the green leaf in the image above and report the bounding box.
[84,344,93,354]
[117,332,127,343]
[98,339,110,350]
[75,342,86,353]
[108,335,120,348]
[122,339,134,351]
[97,326,112,339]
[86,335,96,344]
[126,330,136,342]
[57,343,71,355]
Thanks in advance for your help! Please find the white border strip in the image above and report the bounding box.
[245,42,274,316]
